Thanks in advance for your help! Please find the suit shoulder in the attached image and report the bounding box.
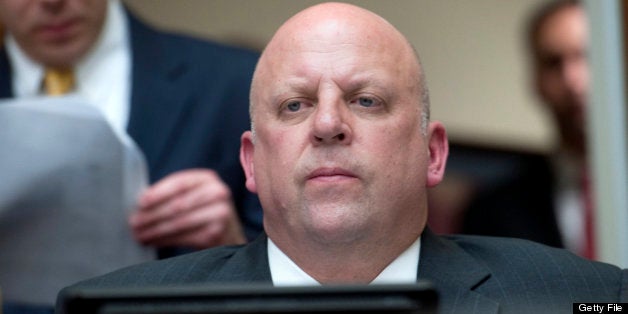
[444,234,624,291]
[127,14,259,75]
[171,33,257,60]
[150,29,259,68]
[446,234,618,269]
[71,245,244,288]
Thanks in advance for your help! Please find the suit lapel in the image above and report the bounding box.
[217,233,273,282]
[0,47,13,98]
[419,229,499,313]
[125,12,191,180]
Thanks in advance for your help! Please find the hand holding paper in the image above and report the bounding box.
[130,169,247,249]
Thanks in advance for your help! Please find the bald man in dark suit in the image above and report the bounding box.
[57,3,627,314]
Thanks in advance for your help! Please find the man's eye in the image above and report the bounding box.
[286,101,301,112]
[358,97,375,107]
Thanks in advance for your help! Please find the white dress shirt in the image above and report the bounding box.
[552,152,586,255]
[269,236,421,286]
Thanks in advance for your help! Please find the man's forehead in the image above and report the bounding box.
[266,25,385,63]
[536,15,586,59]
[268,70,392,93]
[258,42,402,89]
[537,7,586,44]
[251,3,420,99]
[254,50,417,107]
[260,26,408,78]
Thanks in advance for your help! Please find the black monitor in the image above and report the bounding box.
[58,282,438,314]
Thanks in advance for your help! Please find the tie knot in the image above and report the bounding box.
[43,67,76,96]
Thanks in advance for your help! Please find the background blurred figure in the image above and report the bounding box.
[0,0,261,313]
[462,0,594,259]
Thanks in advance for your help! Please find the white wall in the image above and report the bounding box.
[124,0,553,152]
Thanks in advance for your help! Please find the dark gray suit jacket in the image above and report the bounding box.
[57,229,628,314]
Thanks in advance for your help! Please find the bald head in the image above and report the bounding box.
[250,2,429,134]
[267,2,407,53]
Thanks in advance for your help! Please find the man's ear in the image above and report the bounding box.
[426,122,449,188]
[240,131,257,193]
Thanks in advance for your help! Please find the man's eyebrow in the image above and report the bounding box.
[266,78,314,104]
[340,73,391,93]
[267,71,391,100]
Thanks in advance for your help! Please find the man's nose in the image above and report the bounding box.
[41,0,65,13]
[561,57,589,97]
[311,100,352,145]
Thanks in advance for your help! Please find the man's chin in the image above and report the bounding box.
[304,214,369,245]
[32,42,91,68]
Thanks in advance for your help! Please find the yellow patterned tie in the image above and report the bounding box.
[43,67,75,96]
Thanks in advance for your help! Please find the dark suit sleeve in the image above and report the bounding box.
[125,12,263,256]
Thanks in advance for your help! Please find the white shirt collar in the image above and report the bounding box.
[551,150,587,255]
[6,34,43,98]
[268,236,420,286]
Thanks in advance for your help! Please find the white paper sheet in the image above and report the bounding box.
[0,96,154,305]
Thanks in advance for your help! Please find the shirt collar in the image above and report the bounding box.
[6,35,42,97]
[268,236,420,286]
